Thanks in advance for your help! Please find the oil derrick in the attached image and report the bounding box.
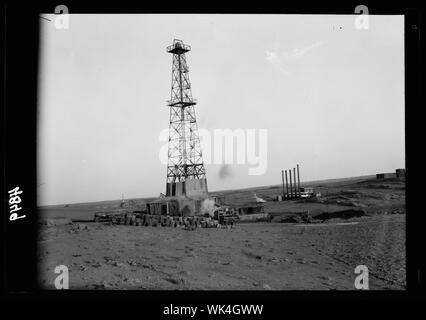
[165,39,208,198]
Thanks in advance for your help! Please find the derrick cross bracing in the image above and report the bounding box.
[166,39,207,187]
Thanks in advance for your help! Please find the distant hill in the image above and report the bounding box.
[38,174,375,209]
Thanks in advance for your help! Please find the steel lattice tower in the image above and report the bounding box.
[166,39,207,190]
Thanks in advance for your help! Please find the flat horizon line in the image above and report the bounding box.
[37,173,381,208]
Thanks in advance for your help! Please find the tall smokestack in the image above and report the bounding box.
[293,168,296,198]
[289,170,293,198]
[285,170,289,198]
[297,164,301,197]
[281,170,285,199]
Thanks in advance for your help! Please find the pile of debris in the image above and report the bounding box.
[94,211,237,230]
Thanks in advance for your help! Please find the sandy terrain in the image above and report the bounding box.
[38,176,406,290]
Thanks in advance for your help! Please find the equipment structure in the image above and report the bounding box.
[165,39,208,198]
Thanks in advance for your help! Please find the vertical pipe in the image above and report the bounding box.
[285,170,289,198]
[281,170,285,199]
[293,168,296,198]
[289,170,293,198]
[297,164,301,197]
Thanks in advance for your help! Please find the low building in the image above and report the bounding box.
[152,177,210,216]
[300,187,314,194]
[376,173,396,179]
[147,196,212,217]
[165,178,208,199]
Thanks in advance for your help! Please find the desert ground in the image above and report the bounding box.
[38,176,405,290]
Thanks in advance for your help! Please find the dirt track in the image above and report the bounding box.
[38,214,405,290]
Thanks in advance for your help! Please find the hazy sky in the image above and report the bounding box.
[38,14,405,206]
